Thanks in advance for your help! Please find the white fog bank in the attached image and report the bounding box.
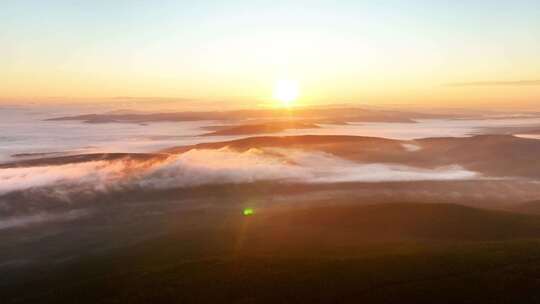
[0,148,479,197]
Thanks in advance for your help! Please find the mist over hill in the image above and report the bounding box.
[3,106,540,303]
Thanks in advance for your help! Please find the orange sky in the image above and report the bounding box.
[1,1,539,110]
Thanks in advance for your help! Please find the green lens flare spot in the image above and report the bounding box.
[243,208,255,216]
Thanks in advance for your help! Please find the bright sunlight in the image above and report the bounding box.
[273,79,299,107]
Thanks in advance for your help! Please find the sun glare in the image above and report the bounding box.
[273,79,299,107]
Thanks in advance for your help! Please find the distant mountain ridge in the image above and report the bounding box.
[47,107,449,124]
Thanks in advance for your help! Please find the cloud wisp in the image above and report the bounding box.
[0,210,89,230]
[446,80,540,87]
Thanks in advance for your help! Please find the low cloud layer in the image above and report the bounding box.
[0,148,479,198]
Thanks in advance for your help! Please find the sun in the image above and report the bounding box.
[273,79,299,107]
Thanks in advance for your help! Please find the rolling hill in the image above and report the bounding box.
[5,202,540,303]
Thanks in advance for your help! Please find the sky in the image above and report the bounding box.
[1,0,540,109]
